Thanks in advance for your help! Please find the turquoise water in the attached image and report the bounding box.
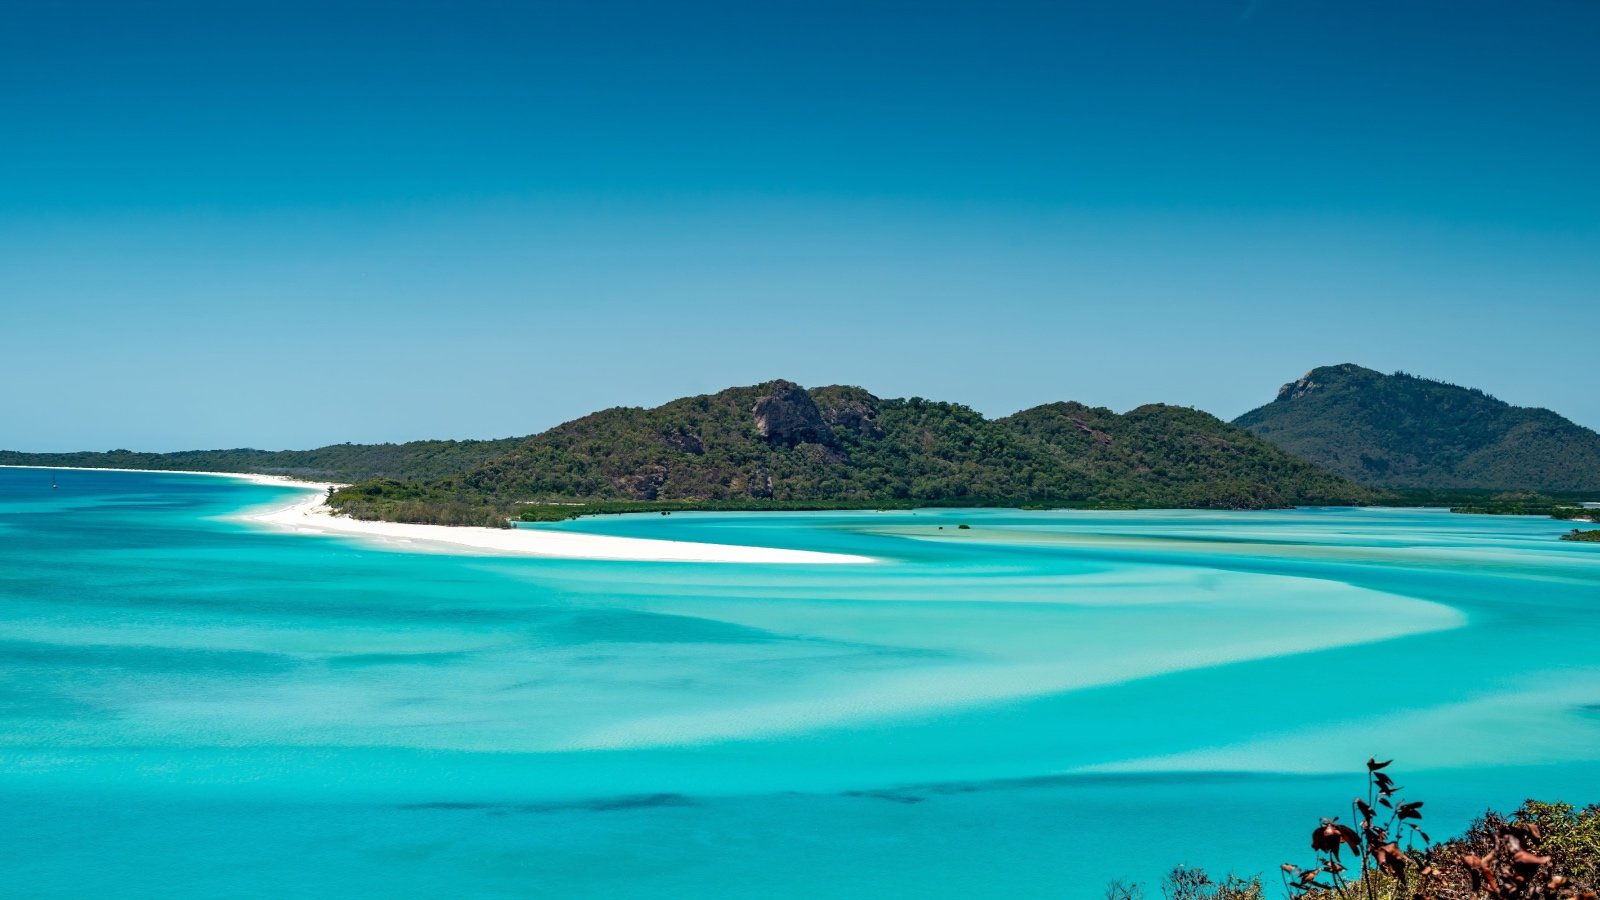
[3,467,1598,897]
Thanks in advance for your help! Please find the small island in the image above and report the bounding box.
[1562,529,1600,542]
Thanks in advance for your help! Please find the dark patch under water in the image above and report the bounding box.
[399,793,698,814]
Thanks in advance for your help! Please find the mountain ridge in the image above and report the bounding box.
[322,378,1371,524]
[1234,364,1600,491]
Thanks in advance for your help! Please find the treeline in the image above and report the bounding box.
[327,479,519,528]
[1374,489,1598,516]
[1401,489,1600,526]
[0,437,527,483]
[514,496,1147,523]
[333,485,1154,527]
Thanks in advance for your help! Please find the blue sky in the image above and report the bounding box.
[3,0,1597,450]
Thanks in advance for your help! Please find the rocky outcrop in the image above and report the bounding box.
[1277,364,1379,402]
[1278,372,1323,402]
[617,466,668,500]
[819,391,884,440]
[1069,417,1114,445]
[747,464,774,498]
[660,428,705,455]
[751,380,838,448]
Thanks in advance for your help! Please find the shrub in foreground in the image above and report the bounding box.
[1112,760,1599,900]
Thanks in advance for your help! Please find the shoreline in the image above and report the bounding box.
[4,464,872,565]
[241,494,875,564]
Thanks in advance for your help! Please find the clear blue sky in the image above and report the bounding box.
[3,0,1597,450]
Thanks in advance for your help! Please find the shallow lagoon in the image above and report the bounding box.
[2,468,1598,897]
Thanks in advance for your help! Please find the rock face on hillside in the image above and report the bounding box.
[815,386,884,439]
[1236,364,1600,491]
[1277,371,1328,402]
[751,380,838,448]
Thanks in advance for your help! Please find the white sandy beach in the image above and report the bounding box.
[241,487,874,564]
[1,466,870,564]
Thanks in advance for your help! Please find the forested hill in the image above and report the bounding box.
[1234,364,1600,491]
[0,438,525,482]
[328,379,1372,525]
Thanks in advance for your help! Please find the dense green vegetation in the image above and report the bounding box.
[1354,489,1599,535]
[1410,490,1600,517]
[0,439,524,482]
[1563,530,1600,543]
[326,379,1375,525]
[1235,364,1600,492]
[1002,400,1364,509]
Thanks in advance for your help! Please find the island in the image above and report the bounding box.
[9,366,1600,531]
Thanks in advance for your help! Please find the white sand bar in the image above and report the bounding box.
[244,490,874,564]
[7,465,873,563]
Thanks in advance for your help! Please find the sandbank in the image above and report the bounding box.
[7,464,873,563]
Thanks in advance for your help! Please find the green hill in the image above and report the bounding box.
[1002,400,1363,509]
[328,379,1372,525]
[1234,364,1600,491]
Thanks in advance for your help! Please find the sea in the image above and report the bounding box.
[2,466,1597,897]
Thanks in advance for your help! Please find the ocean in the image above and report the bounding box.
[2,467,1597,897]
